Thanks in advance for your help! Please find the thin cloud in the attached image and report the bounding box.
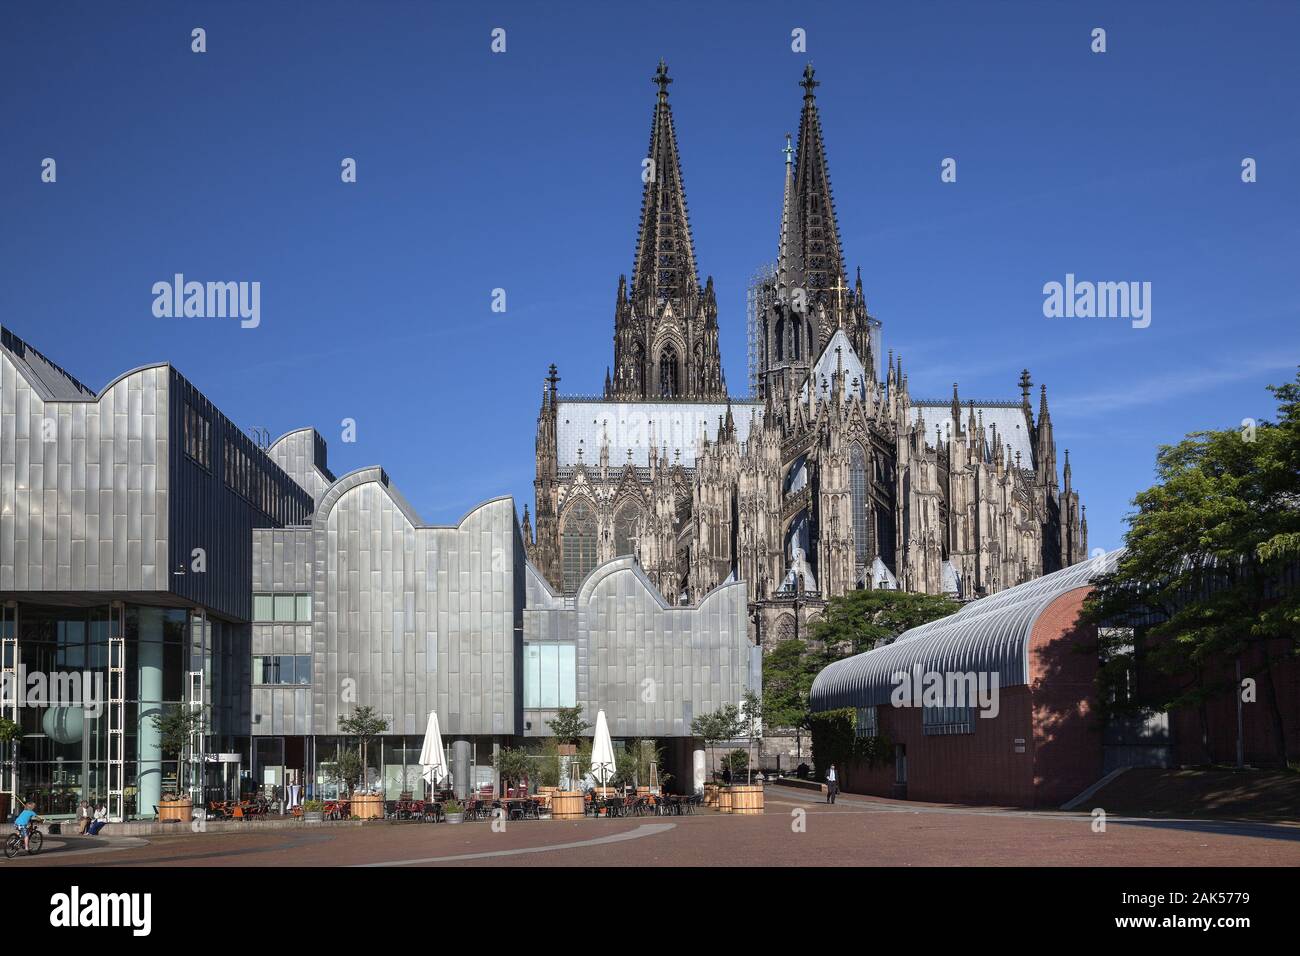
[1054,354,1298,417]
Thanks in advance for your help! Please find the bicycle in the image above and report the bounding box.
[5,822,44,859]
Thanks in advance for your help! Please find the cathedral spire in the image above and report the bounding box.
[792,63,846,307]
[631,60,699,306]
[776,132,802,284]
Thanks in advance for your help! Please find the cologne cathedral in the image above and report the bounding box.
[524,62,1088,645]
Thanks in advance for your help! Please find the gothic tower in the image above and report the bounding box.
[759,65,878,407]
[607,61,727,402]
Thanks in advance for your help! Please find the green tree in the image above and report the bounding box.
[691,703,742,784]
[805,589,960,656]
[530,738,563,788]
[339,705,389,790]
[328,748,363,797]
[766,591,959,742]
[546,706,591,745]
[150,705,205,797]
[493,746,534,792]
[761,638,823,733]
[1084,369,1300,765]
[740,689,763,784]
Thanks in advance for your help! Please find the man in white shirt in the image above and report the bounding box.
[826,764,838,804]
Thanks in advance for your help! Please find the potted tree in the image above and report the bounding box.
[532,738,563,807]
[547,707,592,819]
[443,799,466,824]
[493,747,533,797]
[547,707,591,758]
[339,705,389,819]
[151,705,205,821]
[692,704,741,807]
[301,799,325,824]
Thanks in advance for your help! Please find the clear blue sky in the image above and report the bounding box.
[4,1,1298,552]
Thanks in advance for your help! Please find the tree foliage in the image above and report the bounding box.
[809,708,892,781]
[805,589,960,657]
[1083,368,1300,764]
[764,591,959,735]
[546,706,591,744]
[339,705,389,788]
[493,746,534,789]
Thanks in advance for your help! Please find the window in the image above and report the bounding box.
[253,655,311,685]
[613,502,642,557]
[183,402,211,470]
[273,594,296,622]
[855,706,878,739]
[561,499,597,594]
[922,705,974,736]
[658,345,679,398]
[253,593,311,622]
[850,443,870,572]
[523,642,576,708]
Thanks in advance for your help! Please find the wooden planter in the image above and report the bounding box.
[157,798,192,823]
[718,788,733,814]
[351,794,384,820]
[552,791,584,820]
[729,785,764,815]
[703,783,720,807]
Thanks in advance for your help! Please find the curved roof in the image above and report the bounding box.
[809,550,1122,711]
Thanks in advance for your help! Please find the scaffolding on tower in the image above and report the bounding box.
[746,262,775,399]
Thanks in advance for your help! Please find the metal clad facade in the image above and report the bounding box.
[810,551,1121,711]
[524,557,753,737]
[1,348,170,594]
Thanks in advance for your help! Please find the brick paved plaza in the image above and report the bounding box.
[13,787,1299,869]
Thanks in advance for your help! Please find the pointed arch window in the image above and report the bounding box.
[659,345,679,397]
[613,501,643,557]
[561,498,598,594]
[850,443,871,571]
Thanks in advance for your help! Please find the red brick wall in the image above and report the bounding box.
[840,687,1036,806]
[840,587,1104,808]
[1028,587,1103,805]
[1163,638,1300,766]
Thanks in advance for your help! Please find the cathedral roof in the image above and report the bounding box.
[908,401,1036,469]
[554,398,764,470]
[802,328,869,402]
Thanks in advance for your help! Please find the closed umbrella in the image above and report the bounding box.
[418,710,448,794]
[590,710,616,789]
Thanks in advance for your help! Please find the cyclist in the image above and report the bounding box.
[13,801,41,852]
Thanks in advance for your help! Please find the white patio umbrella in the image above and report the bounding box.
[590,710,617,789]
[418,710,448,792]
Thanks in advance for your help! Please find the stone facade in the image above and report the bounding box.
[525,63,1089,644]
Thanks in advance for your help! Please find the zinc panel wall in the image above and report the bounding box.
[0,353,169,594]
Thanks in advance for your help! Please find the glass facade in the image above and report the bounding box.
[522,642,577,708]
[11,604,187,818]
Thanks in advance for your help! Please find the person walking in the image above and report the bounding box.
[826,764,838,804]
